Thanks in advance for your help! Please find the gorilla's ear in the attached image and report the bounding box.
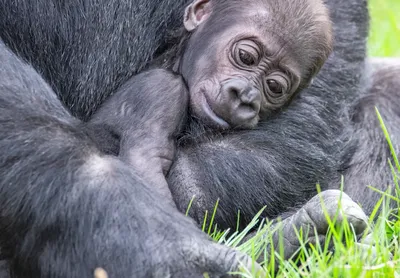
[184,0,212,32]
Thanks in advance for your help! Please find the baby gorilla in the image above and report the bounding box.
[176,0,333,129]
[89,0,333,202]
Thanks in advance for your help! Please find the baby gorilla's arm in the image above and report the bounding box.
[89,69,189,203]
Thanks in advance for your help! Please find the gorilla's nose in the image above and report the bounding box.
[217,79,261,127]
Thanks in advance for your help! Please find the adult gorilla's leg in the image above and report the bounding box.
[168,0,369,229]
[344,58,400,215]
[0,41,257,278]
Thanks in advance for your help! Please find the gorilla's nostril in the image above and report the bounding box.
[229,87,240,98]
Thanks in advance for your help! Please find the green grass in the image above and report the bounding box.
[204,3,400,277]
[368,0,400,57]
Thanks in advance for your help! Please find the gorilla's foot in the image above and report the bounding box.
[246,190,369,263]
[292,189,369,239]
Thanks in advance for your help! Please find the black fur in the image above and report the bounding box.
[344,58,400,209]
[0,0,257,276]
[0,0,188,120]
[0,40,254,277]
[0,0,399,277]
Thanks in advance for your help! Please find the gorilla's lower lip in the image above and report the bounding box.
[201,94,230,129]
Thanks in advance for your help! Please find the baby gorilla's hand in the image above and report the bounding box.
[90,69,189,204]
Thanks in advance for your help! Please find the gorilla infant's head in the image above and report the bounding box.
[175,0,333,129]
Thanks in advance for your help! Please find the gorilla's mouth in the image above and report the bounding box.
[201,93,230,129]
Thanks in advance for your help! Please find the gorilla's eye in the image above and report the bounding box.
[266,80,283,95]
[265,74,290,103]
[233,40,260,67]
[239,49,256,66]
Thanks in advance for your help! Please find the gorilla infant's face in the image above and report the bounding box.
[179,0,333,130]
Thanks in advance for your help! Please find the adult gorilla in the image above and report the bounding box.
[0,0,399,278]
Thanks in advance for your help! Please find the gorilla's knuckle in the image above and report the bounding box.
[299,206,319,228]
[341,203,368,228]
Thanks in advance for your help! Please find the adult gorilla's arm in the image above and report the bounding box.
[0,41,256,277]
[168,0,369,229]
